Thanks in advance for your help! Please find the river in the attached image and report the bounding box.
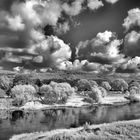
[1,103,140,140]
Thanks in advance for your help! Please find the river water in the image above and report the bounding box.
[1,103,140,140]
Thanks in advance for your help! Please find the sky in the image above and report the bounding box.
[0,0,140,74]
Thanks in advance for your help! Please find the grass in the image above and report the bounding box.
[10,119,140,140]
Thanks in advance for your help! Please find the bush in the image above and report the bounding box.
[0,89,7,98]
[11,85,37,106]
[101,81,111,91]
[40,81,75,104]
[89,80,98,87]
[88,86,103,103]
[76,79,92,91]
[99,86,107,97]
[13,74,32,86]
[40,84,58,104]
[0,75,11,92]
[129,86,140,94]
[111,78,128,92]
[129,81,140,90]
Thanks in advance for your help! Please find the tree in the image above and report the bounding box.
[0,75,11,92]
[40,84,57,104]
[129,80,140,90]
[101,81,111,91]
[0,89,7,98]
[129,86,140,94]
[11,85,37,106]
[89,80,98,87]
[111,78,128,92]
[13,74,32,86]
[76,79,92,91]
[88,86,103,103]
[99,86,107,97]
[39,81,75,104]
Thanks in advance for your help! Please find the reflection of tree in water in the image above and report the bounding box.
[10,110,24,122]
[41,109,57,130]
[78,106,110,125]
[42,108,80,129]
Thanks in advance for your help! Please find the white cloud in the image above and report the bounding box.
[124,31,140,57]
[116,57,140,73]
[87,0,104,11]
[123,8,140,31]
[6,15,25,31]
[105,0,119,4]
[76,31,124,64]
[29,35,72,68]
[62,0,84,16]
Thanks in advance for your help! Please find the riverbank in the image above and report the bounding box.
[10,119,140,140]
[0,94,131,111]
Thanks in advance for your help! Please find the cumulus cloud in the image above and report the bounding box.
[124,30,140,57]
[116,57,140,73]
[123,8,140,31]
[6,15,25,31]
[29,35,72,68]
[54,21,70,35]
[87,0,104,11]
[105,0,119,4]
[62,0,84,16]
[0,0,124,71]
[76,31,124,64]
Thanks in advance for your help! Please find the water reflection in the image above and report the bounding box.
[1,103,140,139]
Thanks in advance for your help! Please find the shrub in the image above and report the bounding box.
[13,74,32,86]
[89,80,98,87]
[129,86,140,94]
[76,79,91,91]
[11,85,36,106]
[88,86,103,103]
[129,81,140,90]
[39,81,75,104]
[40,84,58,104]
[101,81,111,91]
[99,86,107,97]
[0,89,7,98]
[111,78,128,92]
[34,79,42,87]
[50,81,75,96]
[0,75,11,92]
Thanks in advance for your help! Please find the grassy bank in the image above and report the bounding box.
[0,93,130,111]
[10,119,140,140]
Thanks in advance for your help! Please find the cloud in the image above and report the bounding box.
[29,35,72,68]
[0,0,124,71]
[116,57,140,73]
[105,0,119,4]
[54,21,70,35]
[6,15,25,31]
[123,8,140,31]
[87,0,104,11]
[62,0,84,16]
[76,31,124,64]
[124,30,140,57]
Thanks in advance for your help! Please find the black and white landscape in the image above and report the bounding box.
[0,0,140,140]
